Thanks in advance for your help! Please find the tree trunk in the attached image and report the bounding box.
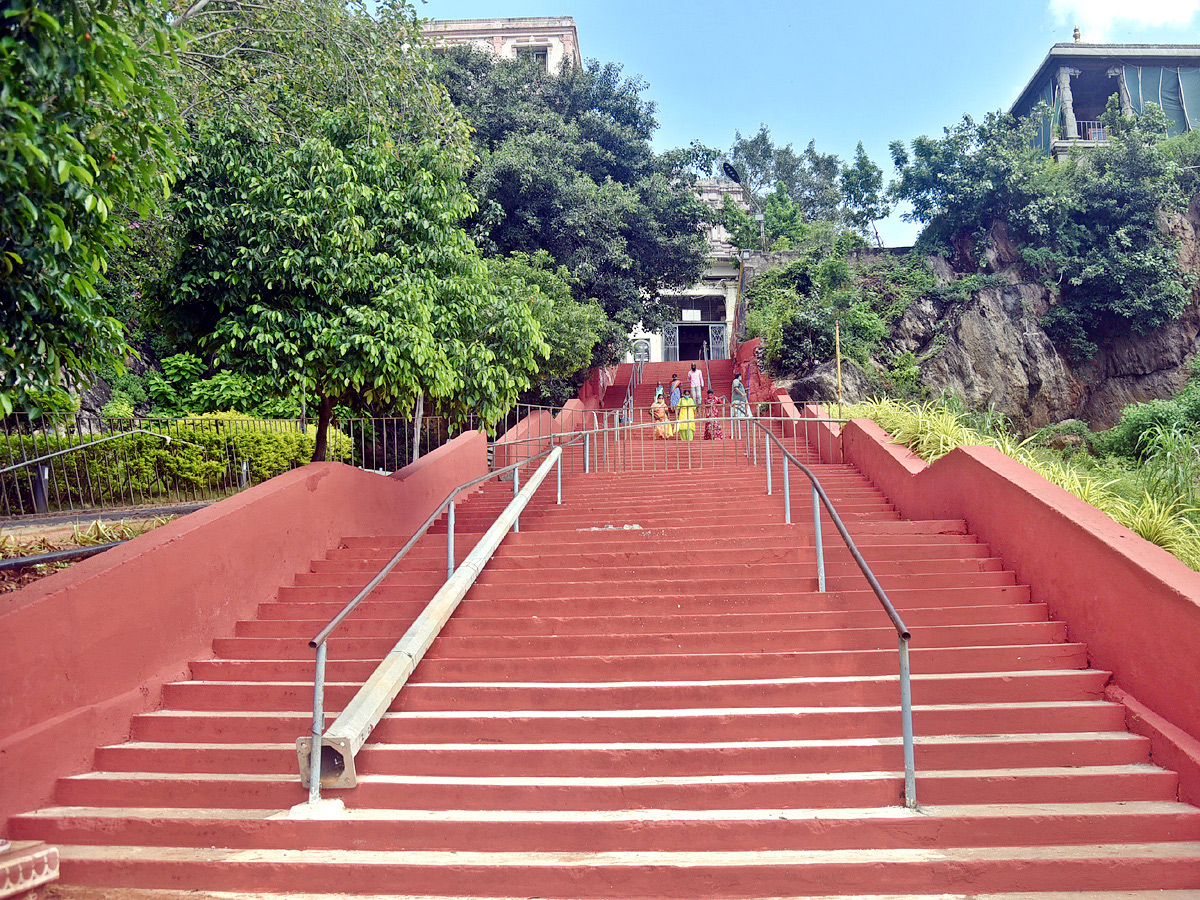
[312,394,335,462]
[411,392,424,463]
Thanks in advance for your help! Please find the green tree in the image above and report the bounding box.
[722,183,860,252]
[0,0,180,415]
[487,252,610,395]
[727,126,844,223]
[841,142,890,246]
[436,46,711,346]
[167,111,547,459]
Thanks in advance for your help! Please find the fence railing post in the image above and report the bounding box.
[447,500,455,579]
[813,484,825,591]
[899,636,917,809]
[783,454,791,525]
[513,467,520,532]
[765,430,772,495]
[308,642,327,803]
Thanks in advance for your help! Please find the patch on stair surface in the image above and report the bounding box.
[577,524,643,531]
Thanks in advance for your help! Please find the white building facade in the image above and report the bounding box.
[422,17,582,72]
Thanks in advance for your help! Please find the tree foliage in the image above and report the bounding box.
[889,102,1192,361]
[166,110,547,456]
[487,252,610,394]
[840,142,890,245]
[436,46,710,342]
[0,0,181,415]
[727,125,845,223]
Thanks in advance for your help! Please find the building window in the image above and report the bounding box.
[515,45,549,70]
[677,297,726,323]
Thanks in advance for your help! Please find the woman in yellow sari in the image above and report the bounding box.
[676,392,697,441]
[651,386,673,439]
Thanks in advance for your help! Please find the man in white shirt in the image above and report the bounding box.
[687,363,704,407]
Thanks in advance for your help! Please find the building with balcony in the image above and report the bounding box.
[421,16,582,72]
[1011,43,1200,158]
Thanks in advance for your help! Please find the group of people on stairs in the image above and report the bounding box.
[651,365,751,441]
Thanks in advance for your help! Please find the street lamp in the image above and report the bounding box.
[722,162,766,252]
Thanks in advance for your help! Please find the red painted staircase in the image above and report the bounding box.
[9,429,1200,897]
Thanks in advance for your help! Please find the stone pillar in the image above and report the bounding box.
[1108,66,1135,117]
[1057,66,1082,139]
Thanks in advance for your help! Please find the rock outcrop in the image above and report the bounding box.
[743,200,1200,430]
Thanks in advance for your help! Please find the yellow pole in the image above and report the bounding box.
[834,319,843,422]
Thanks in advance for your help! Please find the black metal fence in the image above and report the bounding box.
[0,413,468,519]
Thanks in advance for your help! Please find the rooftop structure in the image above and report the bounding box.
[422,16,582,72]
[1011,43,1200,156]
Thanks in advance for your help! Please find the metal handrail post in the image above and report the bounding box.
[783,454,791,525]
[556,454,562,504]
[765,430,772,495]
[752,419,916,809]
[307,642,327,804]
[813,485,825,591]
[899,635,917,808]
[513,467,520,532]
[447,500,455,579]
[585,431,590,473]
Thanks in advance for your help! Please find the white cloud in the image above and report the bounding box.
[1049,0,1200,41]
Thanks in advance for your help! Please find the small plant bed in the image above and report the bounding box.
[846,398,1200,570]
[0,517,173,596]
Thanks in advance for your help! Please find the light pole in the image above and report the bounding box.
[722,162,766,252]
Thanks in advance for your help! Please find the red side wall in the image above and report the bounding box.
[0,431,487,829]
[795,406,1200,804]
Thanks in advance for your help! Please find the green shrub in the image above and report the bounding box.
[848,397,1200,570]
[0,413,354,512]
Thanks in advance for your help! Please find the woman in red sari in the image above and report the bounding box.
[703,388,725,440]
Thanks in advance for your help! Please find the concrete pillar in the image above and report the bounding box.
[1057,67,1082,140]
[1108,66,1135,118]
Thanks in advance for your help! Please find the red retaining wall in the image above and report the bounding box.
[0,431,487,829]
[797,406,1200,804]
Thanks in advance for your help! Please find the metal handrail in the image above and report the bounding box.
[301,435,582,803]
[620,357,645,420]
[308,438,576,649]
[752,419,917,809]
[0,429,196,476]
[701,340,713,397]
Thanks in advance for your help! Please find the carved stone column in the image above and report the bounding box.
[1057,66,1082,139]
[1107,66,1135,117]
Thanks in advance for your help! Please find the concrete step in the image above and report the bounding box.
[238,602,1055,638]
[268,583,1033,616]
[190,642,1088,682]
[54,765,1178,811]
[16,801,1200,852]
[124,701,1131,745]
[92,732,1156,777]
[211,621,1064,660]
[48,842,1200,895]
[162,669,1111,713]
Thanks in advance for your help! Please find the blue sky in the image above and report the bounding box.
[418,0,1200,244]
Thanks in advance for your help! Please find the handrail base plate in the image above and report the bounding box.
[296,736,357,790]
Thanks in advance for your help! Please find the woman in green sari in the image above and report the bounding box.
[676,392,697,441]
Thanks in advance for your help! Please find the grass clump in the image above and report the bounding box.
[846,397,1200,570]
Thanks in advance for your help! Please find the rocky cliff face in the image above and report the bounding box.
[761,201,1200,430]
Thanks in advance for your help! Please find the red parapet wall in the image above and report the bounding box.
[0,431,488,829]
[793,404,1200,805]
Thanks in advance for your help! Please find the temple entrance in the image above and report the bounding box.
[677,324,709,360]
